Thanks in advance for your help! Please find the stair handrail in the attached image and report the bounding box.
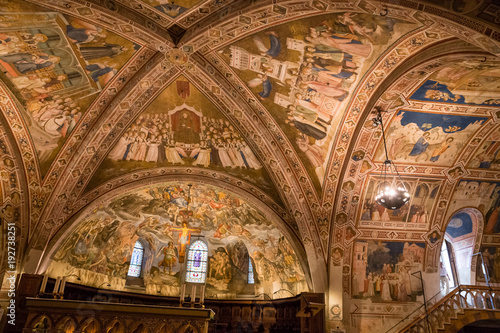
[385,286,459,333]
[393,285,500,333]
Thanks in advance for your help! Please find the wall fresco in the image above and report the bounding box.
[221,13,419,189]
[359,177,441,229]
[352,241,424,302]
[0,0,139,176]
[374,110,488,166]
[410,59,500,105]
[48,183,307,298]
[448,180,500,234]
[88,76,276,197]
[477,245,500,283]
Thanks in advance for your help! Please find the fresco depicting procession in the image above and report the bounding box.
[222,13,419,188]
[89,76,276,195]
[48,183,307,297]
[410,59,500,105]
[352,241,424,302]
[359,177,441,227]
[374,110,487,166]
[0,0,139,175]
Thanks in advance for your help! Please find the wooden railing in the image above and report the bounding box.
[398,285,500,333]
[7,274,325,333]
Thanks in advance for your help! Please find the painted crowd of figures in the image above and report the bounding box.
[246,16,374,143]
[108,111,262,170]
[361,200,429,223]
[352,265,414,302]
[0,9,136,168]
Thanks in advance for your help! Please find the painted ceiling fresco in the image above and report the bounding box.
[0,0,139,176]
[410,59,500,106]
[1,0,500,332]
[221,12,421,189]
[374,110,488,166]
[88,76,278,199]
[48,182,307,297]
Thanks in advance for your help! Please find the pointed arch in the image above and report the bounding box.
[106,320,125,333]
[442,207,484,285]
[55,315,77,333]
[78,318,101,333]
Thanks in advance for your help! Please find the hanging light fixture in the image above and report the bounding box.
[372,107,410,210]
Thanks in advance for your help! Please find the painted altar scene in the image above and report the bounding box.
[374,110,487,166]
[221,13,419,189]
[48,183,308,298]
[90,76,275,195]
[352,241,425,302]
[359,177,441,227]
[447,180,500,234]
[410,59,500,105]
[0,1,139,175]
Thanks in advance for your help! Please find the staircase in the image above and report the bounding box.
[397,285,500,333]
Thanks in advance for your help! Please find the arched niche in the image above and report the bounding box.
[154,323,173,333]
[78,318,101,333]
[130,322,149,333]
[106,319,126,333]
[30,315,52,332]
[442,207,484,285]
[55,316,77,333]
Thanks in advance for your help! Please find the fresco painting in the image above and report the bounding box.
[410,59,500,105]
[89,76,276,196]
[48,183,307,297]
[140,0,202,18]
[448,180,500,234]
[468,129,500,169]
[360,177,440,224]
[222,13,418,188]
[0,0,139,175]
[477,246,500,283]
[352,241,424,302]
[375,110,487,166]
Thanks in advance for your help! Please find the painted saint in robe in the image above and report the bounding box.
[409,132,431,156]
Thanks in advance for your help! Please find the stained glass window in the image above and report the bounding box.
[248,257,254,284]
[127,241,144,277]
[186,240,208,283]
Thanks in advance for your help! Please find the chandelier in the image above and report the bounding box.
[372,107,410,210]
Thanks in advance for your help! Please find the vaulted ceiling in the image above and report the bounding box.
[1,0,500,329]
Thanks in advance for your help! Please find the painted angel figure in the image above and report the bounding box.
[158,241,178,274]
[247,73,272,99]
[252,31,281,57]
